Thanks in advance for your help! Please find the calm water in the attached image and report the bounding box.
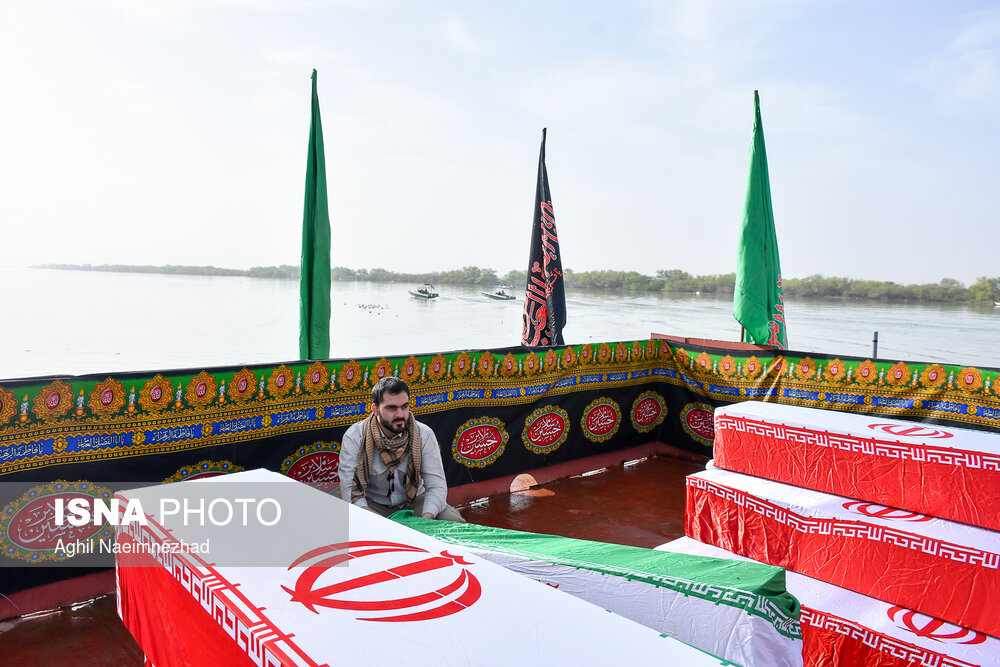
[2,267,998,381]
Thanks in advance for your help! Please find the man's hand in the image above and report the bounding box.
[422,512,435,519]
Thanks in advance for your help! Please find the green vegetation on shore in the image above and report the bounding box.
[34,264,1000,303]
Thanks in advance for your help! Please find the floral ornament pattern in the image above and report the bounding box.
[921,364,947,389]
[695,352,712,373]
[825,359,846,383]
[88,378,126,417]
[631,342,643,360]
[956,367,983,393]
[886,362,911,388]
[597,343,612,364]
[615,342,629,362]
[303,362,330,393]
[477,352,495,377]
[185,371,218,408]
[400,356,421,384]
[32,380,74,421]
[578,345,594,366]
[544,350,558,373]
[675,349,690,369]
[339,360,363,390]
[500,353,519,378]
[453,352,472,378]
[372,359,393,384]
[523,352,540,376]
[794,357,817,381]
[743,356,763,379]
[854,360,878,385]
[561,346,577,369]
[768,356,788,377]
[658,340,672,360]
[718,355,738,378]
[268,365,295,398]
[229,368,257,402]
[139,375,173,413]
[426,354,447,381]
[0,387,15,425]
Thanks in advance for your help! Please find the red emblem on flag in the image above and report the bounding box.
[284,541,481,622]
[867,423,953,439]
[887,606,986,644]
[842,502,932,522]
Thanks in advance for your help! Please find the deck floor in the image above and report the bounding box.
[0,455,703,665]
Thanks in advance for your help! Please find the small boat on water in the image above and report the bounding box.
[408,283,439,299]
[482,285,516,300]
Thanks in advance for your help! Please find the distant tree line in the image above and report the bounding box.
[38,263,300,279]
[34,264,1000,303]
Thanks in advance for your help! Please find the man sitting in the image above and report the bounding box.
[338,376,465,522]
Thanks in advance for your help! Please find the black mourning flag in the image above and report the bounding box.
[521,128,566,347]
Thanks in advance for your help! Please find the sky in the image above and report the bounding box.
[1,1,998,286]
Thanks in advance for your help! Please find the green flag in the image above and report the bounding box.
[299,69,332,360]
[734,90,787,349]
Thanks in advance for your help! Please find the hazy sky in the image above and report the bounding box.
[2,1,998,285]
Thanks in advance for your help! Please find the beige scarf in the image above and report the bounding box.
[351,412,421,506]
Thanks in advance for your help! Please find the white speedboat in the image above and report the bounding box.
[482,285,516,300]
[408,283,439,299]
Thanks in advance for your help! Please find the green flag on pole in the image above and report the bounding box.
[299,69,332,360]
[734,90,787,350]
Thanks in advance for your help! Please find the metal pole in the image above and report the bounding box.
[872,331,879,359]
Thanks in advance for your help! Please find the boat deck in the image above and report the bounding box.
[0,454,704,665]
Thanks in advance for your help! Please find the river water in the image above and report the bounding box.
[1,267,997,381]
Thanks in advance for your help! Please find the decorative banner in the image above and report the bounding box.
[521,405,570,455]
[679,403,715,448]
[631,391,667,433]
[0,481,114,563]
[281,441,341,493]
[581,397,621,443]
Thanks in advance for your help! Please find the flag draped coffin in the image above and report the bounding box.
[660,537,1000,667]
[393,511,802,667]
[713,401,1000,531]
[685,466,1000,638]
[115,470,727,667]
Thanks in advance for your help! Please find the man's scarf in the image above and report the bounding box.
[351,411,421,506]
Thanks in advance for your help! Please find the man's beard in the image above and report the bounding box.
[379,412,407,434]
